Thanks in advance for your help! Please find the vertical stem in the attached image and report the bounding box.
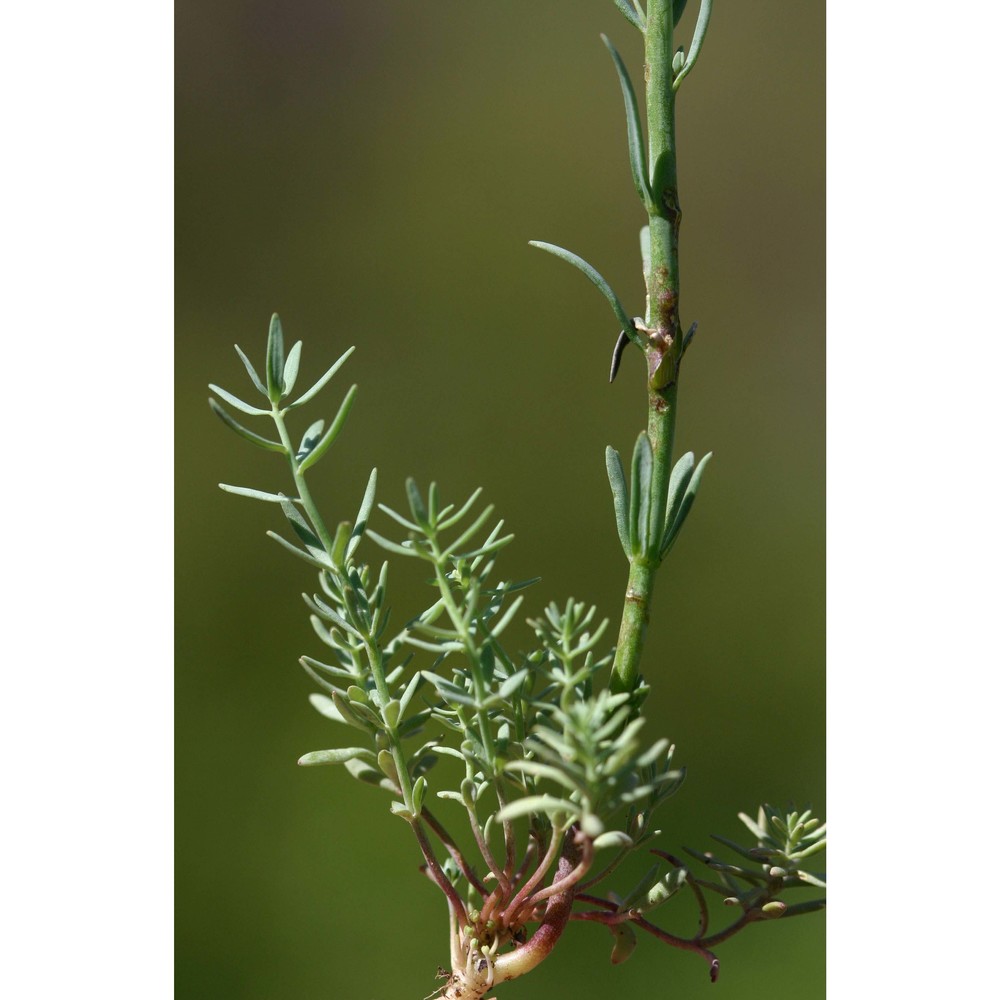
[611,0,683,694]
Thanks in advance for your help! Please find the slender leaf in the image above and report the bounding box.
[282,340,303,396]
[285,346,356,410]
[447,503,495,554]
[437,487,483,530]
[367,530,419,558]
[298,747,377,767]
[495,795,579,823]
[266,313,285,402]
[209,399,285,453]
[219,483,300,504]
[349,468,378,558]
[207,384,270,416]
[298,385,358,473]
[454,533,514,561]
[673,0,690,26]
[664,452,694,539]
[405,478,429,528]
[601,34,652,205]
[605,446,630,555]
[234,344,267,396]
[279,496,326,559]
[673,0,713,91]
[266,530,331,570]
[628,432,653,557]
[529,241,635,336]
[613,0,645,32]
[660,451,712,556]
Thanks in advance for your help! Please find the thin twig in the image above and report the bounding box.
[467,806,511,896]
[502,827,563,927]
[423,807,489,898]
[412,819,469,925]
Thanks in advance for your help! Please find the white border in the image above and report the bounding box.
[828,1,998,994]
[3,2,173,995]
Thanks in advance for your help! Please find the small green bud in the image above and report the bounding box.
[672,47,686,74]
[761,901,787,918]
[768,866,788,878]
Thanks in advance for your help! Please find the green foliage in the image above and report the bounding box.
[209,3,821,997]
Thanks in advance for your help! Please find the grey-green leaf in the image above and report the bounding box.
[673,0,713,91]
[285,346,356,410]
[266,530,332,570]
[349,468,378,558]
[279,496,326,558]
[495,795,579,823]
[298,385,358,473]
[664,452,694,540]
[207,384,270,417]
[529,241,635,337]
[219,484,298,504]
[601,34,652,205]
[405,478,429,528]
[660,451,711,557]
[209,398,285,452]
[613,0,645,32]
[629,432,654,557]
[606,446,631,556]
[298,747,377,767]
[673,0,690,27]
[282,340,303,397]
[266,313,285,403]
[234,344,268,396]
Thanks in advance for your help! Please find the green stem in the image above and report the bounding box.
[271,406,335,553]
[611,0,683,694]
[272,404,415,810]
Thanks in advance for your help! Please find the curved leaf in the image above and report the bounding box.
[234,344,267,396]
[207,384,270,417]
[209,398,285,452]
[673,0,713,91]
[529,241,635,337]
[613,0,645,32]
[605,446,630,556]
[298,385,358,473]
[285,346,356,410]
[601,34,653,205]
[298,747,378,767]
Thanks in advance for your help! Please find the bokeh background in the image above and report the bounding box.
[176,2,824,998]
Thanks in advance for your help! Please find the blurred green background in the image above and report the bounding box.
[176,2,824,997]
